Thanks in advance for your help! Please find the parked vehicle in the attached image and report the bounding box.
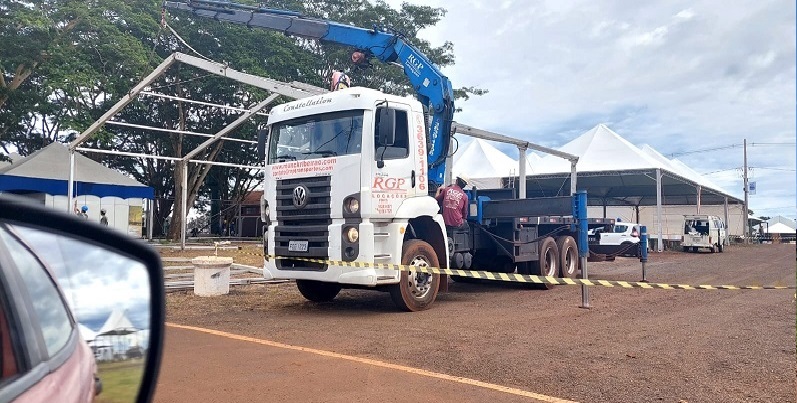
[682,215,727,253]
[588,222,642,257]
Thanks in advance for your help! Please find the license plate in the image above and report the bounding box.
[288,240,309,252]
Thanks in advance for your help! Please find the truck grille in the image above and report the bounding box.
[274,176,331,267]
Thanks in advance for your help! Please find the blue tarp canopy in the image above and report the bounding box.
[0,143,154,199]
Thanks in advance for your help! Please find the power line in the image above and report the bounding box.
[668,143,740,158]
[701,166,795,175]
[668,142,795,158]
[752,167,796,172]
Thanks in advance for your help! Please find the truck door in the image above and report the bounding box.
[371,104,415,217]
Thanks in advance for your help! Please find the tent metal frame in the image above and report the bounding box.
[67,52,322,249]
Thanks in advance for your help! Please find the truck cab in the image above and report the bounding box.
[260,87,448,311]
[681,215,727,253]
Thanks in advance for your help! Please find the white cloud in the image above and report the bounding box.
[675,8,696,20]
[387,0,795,219]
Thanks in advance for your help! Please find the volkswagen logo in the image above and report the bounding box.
[292,185,309,209]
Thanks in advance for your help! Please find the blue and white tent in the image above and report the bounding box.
[0,142,153,199]
[0,143,153,236]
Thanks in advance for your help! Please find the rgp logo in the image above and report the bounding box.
[405,54,424,77]
[373,177,406,191]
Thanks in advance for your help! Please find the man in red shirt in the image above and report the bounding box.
[435,176,470,229]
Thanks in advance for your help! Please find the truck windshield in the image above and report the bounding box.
[268,110,364,163]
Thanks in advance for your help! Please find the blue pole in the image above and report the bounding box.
[573,190,590,308]
[640,225,649,282]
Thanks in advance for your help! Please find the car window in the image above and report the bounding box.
[0,229,73,358]
[614,225,628,233]
[375,108,410,160]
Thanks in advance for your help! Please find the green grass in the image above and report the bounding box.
[95,360,145,403]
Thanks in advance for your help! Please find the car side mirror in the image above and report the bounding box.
[0,195,164,403]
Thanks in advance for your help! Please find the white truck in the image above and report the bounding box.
[167,0,605,311]
[681,215,727,253]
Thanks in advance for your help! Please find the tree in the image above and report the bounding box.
[1,0,486,240]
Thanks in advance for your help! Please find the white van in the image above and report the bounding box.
[682,215,727,253]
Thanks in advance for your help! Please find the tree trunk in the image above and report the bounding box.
[169,161,186,241]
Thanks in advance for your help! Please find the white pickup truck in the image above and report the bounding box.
[587,222,642,257]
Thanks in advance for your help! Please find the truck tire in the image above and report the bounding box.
[682,246,689,252]
[620,241,635,257]
[534,237,559,277]
[556,236,578,278]
[296,280,342,302]
[389,240,440,312]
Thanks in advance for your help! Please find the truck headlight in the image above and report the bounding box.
[345,197,359,214]
[346,227,359,243]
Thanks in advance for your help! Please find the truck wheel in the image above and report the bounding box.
[619,241,634,257]
[389,240,440,312]
[296,280,342,302]
[534,237,559,277]
[556,236,578,278]
[682,246,688,253]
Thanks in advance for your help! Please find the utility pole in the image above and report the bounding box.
[743,138,749,244]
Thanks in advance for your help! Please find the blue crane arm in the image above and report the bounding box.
[163,0,454,187]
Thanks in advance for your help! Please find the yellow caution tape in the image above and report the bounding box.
[232,251,794,290]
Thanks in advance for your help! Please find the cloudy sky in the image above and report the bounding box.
[388,0,795,219]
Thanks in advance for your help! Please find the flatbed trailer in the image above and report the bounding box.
[448,190,613,277]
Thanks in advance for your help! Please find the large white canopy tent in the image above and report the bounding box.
[764,216,797,234]
[483,124,745,251]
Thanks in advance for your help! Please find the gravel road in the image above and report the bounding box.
[159,243,796,403]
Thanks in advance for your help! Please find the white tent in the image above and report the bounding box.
[78,324,97,343]
[96,309,138,359]
[765,216,797,234]
[640,145,727,194]
[534,124,670,174]
[452,138,520,188]
[0,143,151,236]
[98,308,137,336]
[508,124,742,250]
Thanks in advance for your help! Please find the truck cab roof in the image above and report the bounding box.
[268,87,419,124]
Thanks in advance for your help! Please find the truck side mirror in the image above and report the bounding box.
[257,128,269,161]
[376,108,396,147]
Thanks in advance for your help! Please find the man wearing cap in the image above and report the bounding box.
[435,176,470,230]
[76,205,89,219]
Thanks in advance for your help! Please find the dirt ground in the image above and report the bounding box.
[158,243,796,403]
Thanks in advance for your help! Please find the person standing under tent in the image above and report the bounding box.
[100,209,109,226]
[76,205,89,219]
